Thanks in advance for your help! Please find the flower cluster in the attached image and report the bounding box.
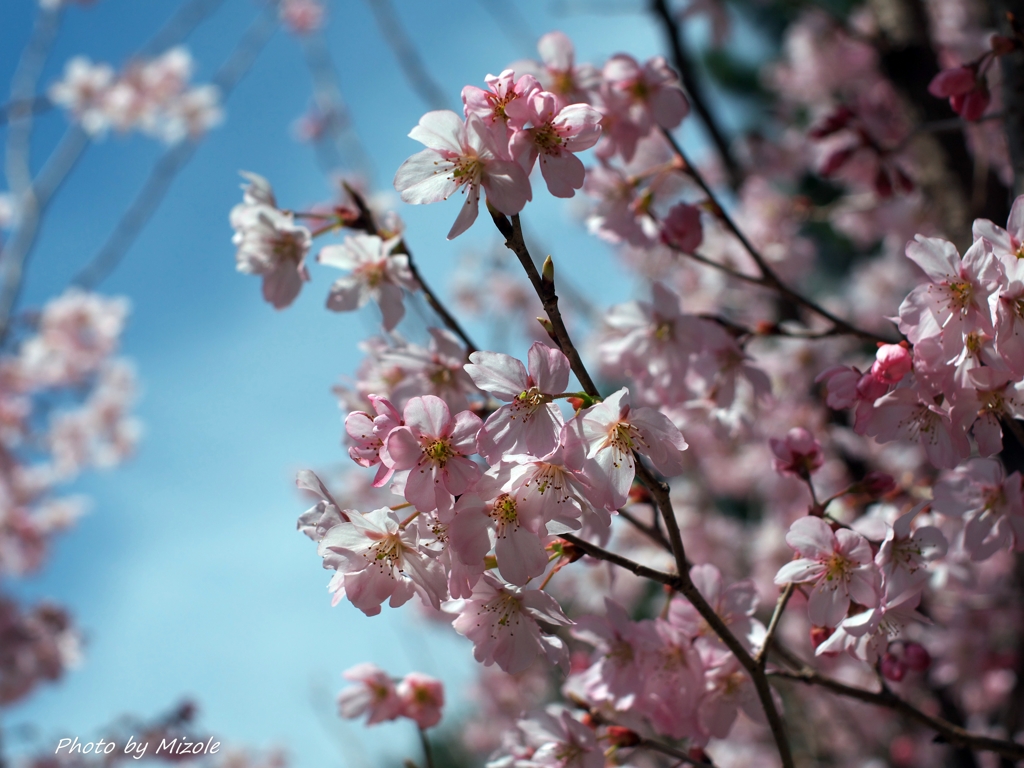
[393,33,687,239]
[337,663,444,730]
[49,47,223,143]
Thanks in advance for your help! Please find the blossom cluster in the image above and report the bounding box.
[393,33,686,239]
[231,17,1024,768]
[337,663,444,730]
[0,288,138,706]
[49,46,223,143]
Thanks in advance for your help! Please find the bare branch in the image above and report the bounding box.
[73,2,280,289]
[363,0,452,112]
[659,128,900,345]
[649,0,741,190]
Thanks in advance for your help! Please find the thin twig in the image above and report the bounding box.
[617,506,672,551]
[363,0,451,112]
[417,728,434,768]
[346,185,479,354]
[769,665,1024,761]
[660,128,899,345]
[0,95,52,127]
[560,531,795,767]
[74,2,279,289]
[756,583,795,669]
[649,0,741,190]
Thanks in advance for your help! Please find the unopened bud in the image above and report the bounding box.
[542,255,554,285]
[903,642,931,671]
[580,712,598,729]
[859,471,896,497]
[881,652,907,682]
[605,726,640,747]
[567,396,585,411]
[537,317,557,343]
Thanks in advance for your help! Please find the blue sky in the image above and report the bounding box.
[1,1,726,765]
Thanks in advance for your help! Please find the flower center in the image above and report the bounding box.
[424,439,454,466]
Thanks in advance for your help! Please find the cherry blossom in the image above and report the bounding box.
[775,516,880,627]
[319,234,418,330]
[337,663,405,725]
[316,506,446,615]
[448,574,571,674]
[464,342,570,463]
[394,111,531,239]
[383,395,482,516]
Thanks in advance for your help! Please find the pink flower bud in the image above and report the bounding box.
[928,66,977,97]
[660,202,703,252]
[903,642,931,672]
[881,652,907,682]
[861,471,897,497]
[770,427,824,478]
[871,344,912,385]
[991,34,1017,56]
[953,84,991,121]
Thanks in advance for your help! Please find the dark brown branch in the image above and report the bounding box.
[769,666,1024,761]
[346,185,478,354]
[649,0,741,190]
[660,128,900,344]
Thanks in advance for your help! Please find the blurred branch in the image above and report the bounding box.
[475,0,536,54]
[649,0,741,191]
[138,0,230,57]
[0,96,53,127]
[73,2,280,289]
[660,128,900,344]
[298,29,375,181]
[768,657,1024,761]
[363,0,452,112]
[345,184,479,354]
[996,5,1024,196]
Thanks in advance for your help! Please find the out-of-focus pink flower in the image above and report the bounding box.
[394,111,531,239]
[319,234,419,331]
[279,0,324,34]
[397,672,444,729]
[337,663,404,725]
[769,427,824,478]
[660,202,703,252]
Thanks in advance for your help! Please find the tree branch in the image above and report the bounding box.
[659,128,900,344]
[649,0,741,190]
[769,665,1024,761]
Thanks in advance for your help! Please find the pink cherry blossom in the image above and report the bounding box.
[932,458,1024,560]
[516,708,604,768]
[449,574,571,674]
[461,70,540,134]
[464,342,570,463]
[769,427,824,478]
[317,506,447,615]
[397,672,445,729]
[570,387,687,509]
[230,174,312,310]
[337,663,405,725]
[394,111,531,239]
[509,92,603,198]
[384,395,482,516]
[601,54,690,135]
[875,503,947,596]
[775,516,880,627]
[319,233,419,331]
